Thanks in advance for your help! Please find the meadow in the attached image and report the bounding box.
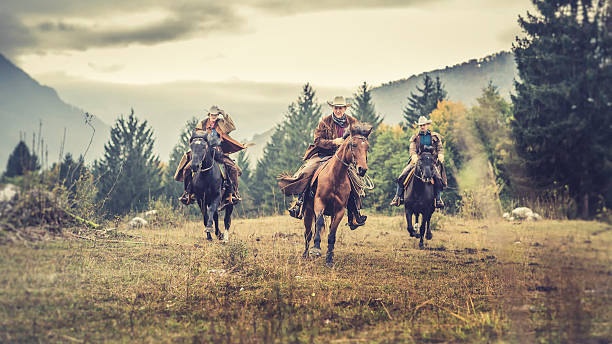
[1,215,610,343]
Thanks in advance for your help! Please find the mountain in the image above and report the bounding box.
[0,54,110,171]
[371,51,517,124]
[35,74,352,164]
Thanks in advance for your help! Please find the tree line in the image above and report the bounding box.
[3,0,610,220]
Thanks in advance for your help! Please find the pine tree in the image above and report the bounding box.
[351,82,383,133]
[250,84,322,214]
[403,75,447,126]
[57,153,86,190]
[511,0,612,217]
[4,140,40,177]
[93,109,162,215]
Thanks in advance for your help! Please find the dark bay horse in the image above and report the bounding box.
[404,147,436,248]
[302,123,372,267]
[189,132,234,242]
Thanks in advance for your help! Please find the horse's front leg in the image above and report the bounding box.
[405,204,417,237]
[302,206,314,258]
[419,216,427,248]
[326,207,345,267]
[425,213,433,240]
[214,211,221,240]
[310,198,325,258]
[197,198,212,241]
[222,204,233,243]
[206,192,221,234]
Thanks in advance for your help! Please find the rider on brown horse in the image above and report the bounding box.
[390,115,447,209]
[174,106,246,208]
[280,96,367,230]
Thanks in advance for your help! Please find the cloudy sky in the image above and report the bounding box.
[1,0,532,87]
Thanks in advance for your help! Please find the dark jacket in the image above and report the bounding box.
[303,114,358,160]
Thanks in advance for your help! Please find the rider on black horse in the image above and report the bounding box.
[174,106,246,209]
[390,115,447,209]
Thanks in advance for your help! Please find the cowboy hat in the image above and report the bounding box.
[327,96,352,107]
[208,105,222,115]
[416,116,432,126]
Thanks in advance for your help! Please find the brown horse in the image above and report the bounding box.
[302,123,372,267]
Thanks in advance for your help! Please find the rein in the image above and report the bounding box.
[193,143,217,174]
[333,135,367,167]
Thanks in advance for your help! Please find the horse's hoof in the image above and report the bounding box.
[309,248,322,257]
[326,260,334,268]
[426,232,432,240]
[419,241,424,249]
[414,233,421,239]
[217,234,224,241]
[302,252,309,259]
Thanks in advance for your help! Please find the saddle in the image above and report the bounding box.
[277,156,332,196]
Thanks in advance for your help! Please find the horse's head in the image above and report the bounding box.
[348,122,373,177]
[206,131,222,149]
[416,147,436,183]
[190,133,210,173]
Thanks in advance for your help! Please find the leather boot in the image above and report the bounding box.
[347,194,366,230]
[288,191,305,219]
[389,183,403,206]
[435,191,445,209]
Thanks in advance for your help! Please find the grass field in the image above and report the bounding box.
[1,215,611,343]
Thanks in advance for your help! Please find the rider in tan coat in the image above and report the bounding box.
[175,106,246,207]
[390,116,447,208]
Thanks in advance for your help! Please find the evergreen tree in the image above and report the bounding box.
[403,75,448,126]
[250,84,322,214]
[93,109,162,215]
[351,82,383,134]
[56,153,86,190]
[235,149,255,217]
[161,117,200,203]
[4,141,40,177]
[511,0,612,217]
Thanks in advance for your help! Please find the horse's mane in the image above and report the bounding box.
[351,122,373,137]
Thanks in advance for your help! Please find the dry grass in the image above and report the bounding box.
[0,215,611,343]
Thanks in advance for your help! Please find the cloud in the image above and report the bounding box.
[0,13,37,59]
[1,0,526,56]
[88,62,124,73]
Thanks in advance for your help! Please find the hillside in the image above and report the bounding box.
[0,54,109,169]
[371,51,517,124]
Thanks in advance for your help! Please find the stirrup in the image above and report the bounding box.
[435,199,445,209]
[288,201,303,219]
[348,214,367,230]
[389,195,403,207]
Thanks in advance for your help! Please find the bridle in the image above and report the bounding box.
[191,137,217,173]
[414,153,434,184]
[334,135,368,168]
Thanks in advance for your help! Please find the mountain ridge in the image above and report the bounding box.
[0,53,110,170]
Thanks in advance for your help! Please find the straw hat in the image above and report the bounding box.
[327,96,352,107]
[416,116,432,126]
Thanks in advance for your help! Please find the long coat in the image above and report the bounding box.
[174,113,245,181]
[303,114,358,161]
[194,114,246,155]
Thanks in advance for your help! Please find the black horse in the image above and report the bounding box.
[189,132,234,242]
[404,147,436,248]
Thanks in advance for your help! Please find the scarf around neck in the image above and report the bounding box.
[332,114,347,128]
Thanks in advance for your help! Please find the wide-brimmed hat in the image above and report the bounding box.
[327,96,352,107]
[208,105,222,115]
[416,116,432,126]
